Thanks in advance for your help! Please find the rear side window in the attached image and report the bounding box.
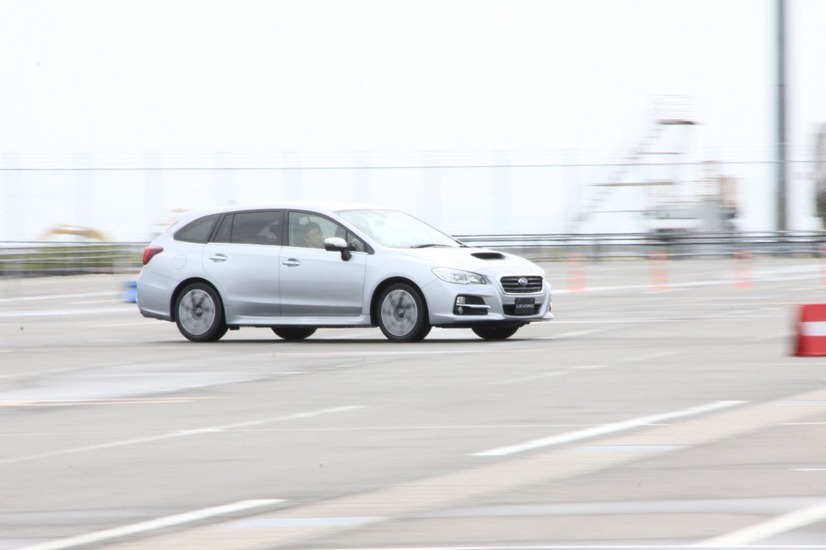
[230,210,283,245]
[174,214,220,243]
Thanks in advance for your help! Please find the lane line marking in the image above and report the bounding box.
[277,350,476,358]
[227,516,380,529]
[0,396,216,407]
[487,351,676,385]
[0,424,612,437]
[782,421,826,425]
[88,321,157,327]
[0,406,362,465]
[0,291,116,304]
[617,351,677,363]
[485,371,569,385]
[473,401,745,457]
[0,306,135,318]
[96,388,826,549]
[697,500,826,546]
[285,547,826,550]
[66,299,117,305]
[15,499,283,550]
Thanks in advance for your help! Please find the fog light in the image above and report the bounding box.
[454,295,488,316]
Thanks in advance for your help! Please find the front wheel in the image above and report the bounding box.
[472,325,520,341]
[377,283,431,342]
[174,283,227,342]
[272,327,317,341]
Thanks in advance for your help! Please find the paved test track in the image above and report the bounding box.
[1,257,825,549]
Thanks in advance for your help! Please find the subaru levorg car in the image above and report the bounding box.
[137,204,553,342]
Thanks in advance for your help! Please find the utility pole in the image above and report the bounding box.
[777,0,788,232]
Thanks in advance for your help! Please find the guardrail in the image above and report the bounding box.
[1,232,825,277]
[0,242,145,277]
[455,231,826,261]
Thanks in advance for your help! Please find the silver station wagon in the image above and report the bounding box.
[137,204,553,342]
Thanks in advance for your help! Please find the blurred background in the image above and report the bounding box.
[2,0,825,248]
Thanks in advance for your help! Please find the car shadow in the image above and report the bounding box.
[151,337,524,345]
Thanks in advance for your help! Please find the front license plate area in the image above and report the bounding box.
[513,297,535,315]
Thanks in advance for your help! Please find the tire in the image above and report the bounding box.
[272,327,317,341]
[174,282,227,342]
[377,283,431,342]
[472,325,520,341]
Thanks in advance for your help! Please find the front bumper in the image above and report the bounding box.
[423,279,553,326]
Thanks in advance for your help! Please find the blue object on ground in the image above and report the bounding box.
[122,280,137,303]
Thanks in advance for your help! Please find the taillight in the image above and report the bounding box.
[142,246,164,265]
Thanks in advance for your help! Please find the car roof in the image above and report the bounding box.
[176,202,391,220]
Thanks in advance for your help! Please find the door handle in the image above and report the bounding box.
[209,254,227,262]
[282,259,300,267]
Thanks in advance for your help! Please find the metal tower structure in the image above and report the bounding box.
[567,96,699,234]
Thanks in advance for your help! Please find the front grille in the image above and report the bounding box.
[500,276,544,294]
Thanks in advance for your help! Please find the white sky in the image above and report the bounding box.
[2,0,826,238]
[3,0,824,155]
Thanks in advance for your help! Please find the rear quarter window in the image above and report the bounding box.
[174,214,220,243]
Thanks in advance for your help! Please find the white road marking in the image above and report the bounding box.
[698,500,826,546]
[617,351,677,363]
[485,371,569,385]
[0,306,135,318]
[89,320,161,327]
[15,499,283,550]
[0,396,215,407]
[781,421,826,425]
[0,365,109,380]
[486,351,672,386]
[274,349,479,360]
[0,424,608,438]
[0,406,362,465]
[301,547,826,550]
[227,516,380,529]
[486,366,607,386]
[473,400,745,457]
[99,389,826,549]
[66,299,117,305]
[0,291,116,303]
[553,326,627,338]
[424,496,826,518]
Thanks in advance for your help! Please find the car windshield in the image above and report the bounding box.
[336,209,461,249]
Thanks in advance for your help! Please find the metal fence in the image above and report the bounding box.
[0,243,145,277]
[456,231,826,261]
[2,232,826,278]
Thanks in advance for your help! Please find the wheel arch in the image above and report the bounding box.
[170,277,223,322]
[369,277,429,327]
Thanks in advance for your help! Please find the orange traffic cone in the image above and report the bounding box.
[795,304,826,356]
[567,253,586,292]
[649,250,669,291]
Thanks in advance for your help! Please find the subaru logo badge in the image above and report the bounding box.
[518,277,529,287]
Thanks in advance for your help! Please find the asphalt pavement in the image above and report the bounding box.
[1,256,826,549]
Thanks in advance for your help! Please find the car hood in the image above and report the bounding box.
[397,247,544,276]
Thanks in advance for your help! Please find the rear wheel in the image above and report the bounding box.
[174,283,227,342]
[377,283,431,342]
[472,325,520,341]
[272,327,317,341]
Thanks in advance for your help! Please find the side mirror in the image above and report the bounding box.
[324,237,352,261]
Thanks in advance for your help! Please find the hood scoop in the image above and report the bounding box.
[471,251,505,260]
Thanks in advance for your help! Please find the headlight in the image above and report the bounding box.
[432,267,487,285]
